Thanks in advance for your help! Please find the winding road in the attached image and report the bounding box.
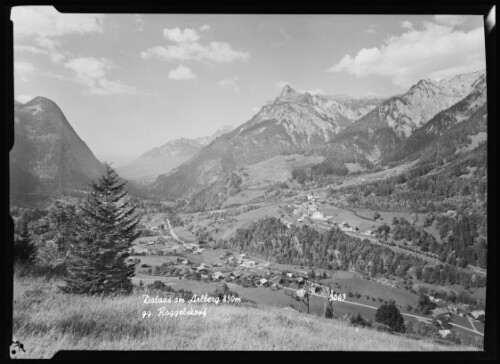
[280,285,483,336]
[163,217,190,249]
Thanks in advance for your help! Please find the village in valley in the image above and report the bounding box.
[127,181,486,344]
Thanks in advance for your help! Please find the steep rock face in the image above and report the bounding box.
[243,86,383,146]
[327,70,486,162]
[353,70,485,138]
[11,96,105,200]
[391,73,487,161]
[151,87,385,198]
[118,125,234,182]
[324,95,386,120]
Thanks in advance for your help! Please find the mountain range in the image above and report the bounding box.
[117,126,234,183]
[151,70,486,207]
[10,69,487,209]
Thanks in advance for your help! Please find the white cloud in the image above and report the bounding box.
[217,76,239,92]
[16,94,34,103]
[141,28,250,64]
[64,57,137,95]
[401,21,413,29]
[15,39,66,64]
[163,27,200,43]
[11,6,103,65]
[90,79,137,95]
[433,15,466,26]
[15,44,46,54]
[14,61,36,81]
[199,24,211,32]
[35,37,66,63]
[327,21,485,87]
[168,64,196,80]
[142,41,250,64]
[11,6,104,38]
[65,57,110,80]
[275,81,324,95]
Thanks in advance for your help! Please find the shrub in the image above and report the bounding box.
[375,300,405,333]
[350,314,372,328]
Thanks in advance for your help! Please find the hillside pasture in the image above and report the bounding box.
[223,189,267,207]
[319,204,381,232]
[13,276,474,357]
[319,271,418,309]
[243,154,324,187]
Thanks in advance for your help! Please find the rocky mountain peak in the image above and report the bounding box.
[279,84,296,97]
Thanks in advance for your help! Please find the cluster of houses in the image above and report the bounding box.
[170,250,324,290]
[288,193,333,223]
[221,253,259,268]
[430,304,485,322]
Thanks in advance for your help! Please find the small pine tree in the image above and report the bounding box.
[62,163,140,295]
[14,220,36,263]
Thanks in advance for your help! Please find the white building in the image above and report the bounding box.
[311,211,325,220]
[470,310,485,320]
[438,330,451,338]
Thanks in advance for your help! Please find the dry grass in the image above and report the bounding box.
[12,276,477,358]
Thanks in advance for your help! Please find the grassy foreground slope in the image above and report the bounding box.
[12,276,475,358]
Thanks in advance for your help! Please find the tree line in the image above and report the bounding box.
[221,217,485,290]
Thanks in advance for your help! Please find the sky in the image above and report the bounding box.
[11,7,486,166]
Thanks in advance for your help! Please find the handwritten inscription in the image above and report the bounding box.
[142,307,208,318]
[141,294,241,318]
[142,294,241,305]
[328,293,346,302]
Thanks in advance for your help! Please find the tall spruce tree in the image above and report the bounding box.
[63,163,140,295]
